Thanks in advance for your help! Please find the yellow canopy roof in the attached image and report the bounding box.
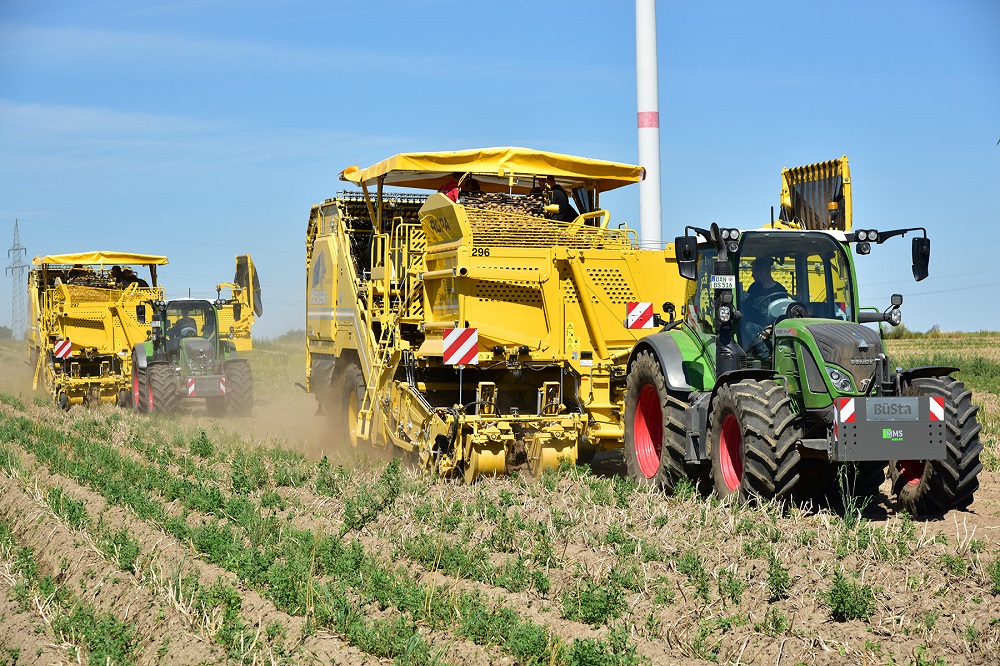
[32,251,169,267]
[339,147,644,194]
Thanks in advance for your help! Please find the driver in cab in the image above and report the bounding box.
[744,256,788,331]
[169,315,199,340]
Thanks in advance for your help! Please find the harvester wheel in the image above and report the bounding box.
[147,364,177,414]
[890,376,983,515]
[333,363,368,448]
[225,361,254,417]
[623,351,689,492]
[708,379,800,502]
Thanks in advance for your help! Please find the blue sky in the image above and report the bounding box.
[1,0,997,337]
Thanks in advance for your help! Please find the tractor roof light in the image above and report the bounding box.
[868,229,879,243]
[888,308,902,327]
[857,230,868,241]
[718,305,732,323]
[857,241,871,255]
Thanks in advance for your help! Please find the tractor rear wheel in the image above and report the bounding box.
[225,361,254,416]
[890,376,983,515]
[709,379,800,502]
[333,363,368,448]
[623,351,689,492]
[147,364,177,414]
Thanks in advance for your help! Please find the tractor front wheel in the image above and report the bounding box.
[708,379,800,502]
[132,360,147,414]
[147,364,177,414]
[225,361,254,417]
[623,351,689,492]
[890,376,983,515]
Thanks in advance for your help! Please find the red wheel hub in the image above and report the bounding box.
[898,459,924,486]
[634,384,662,479]
[719,413,743,491]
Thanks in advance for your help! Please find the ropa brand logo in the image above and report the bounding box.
[882,428,904,441]
[871,402,912,417]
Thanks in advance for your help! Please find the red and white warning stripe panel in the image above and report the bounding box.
[443,328,479,366]
[837,397,856,422]
[626,302,654,329]
[929,396,945,422]
[53,339,73,359]
[188,378,197,396]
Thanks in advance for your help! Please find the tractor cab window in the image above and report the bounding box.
[736,233,854,345]
[165,303,217,350]
[685,246,718,336]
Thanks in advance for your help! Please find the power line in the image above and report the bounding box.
[6,220,28,339]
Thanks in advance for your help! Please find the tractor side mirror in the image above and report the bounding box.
[233,301,242,321]
[675,236,698,280]
[136,304,146,323]
[912,237,930,281]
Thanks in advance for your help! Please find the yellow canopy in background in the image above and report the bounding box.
[340,147,644,194]
[32,252,170,266]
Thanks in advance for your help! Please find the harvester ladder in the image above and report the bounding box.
[356,266,423,441]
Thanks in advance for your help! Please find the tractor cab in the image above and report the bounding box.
[684,230,857,363]
[160,300,221,379]
[163,300,218,356]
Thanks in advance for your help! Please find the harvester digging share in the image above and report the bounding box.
[622,157,983,514]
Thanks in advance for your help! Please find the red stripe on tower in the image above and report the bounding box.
[637,111,659,128]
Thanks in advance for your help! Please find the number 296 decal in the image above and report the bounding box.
[472,247,491,257]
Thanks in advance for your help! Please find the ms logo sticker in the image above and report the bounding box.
[882,428,904,442]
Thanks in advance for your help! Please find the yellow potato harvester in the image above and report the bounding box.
[305,147,689,481]
[28,251,167,409]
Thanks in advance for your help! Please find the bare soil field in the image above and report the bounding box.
[0,335,999,665]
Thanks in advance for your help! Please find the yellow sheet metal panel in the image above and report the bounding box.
[340,146,644,194]
[778,156,852,231]
[32,251,169,266]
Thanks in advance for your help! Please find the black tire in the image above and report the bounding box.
[226,361,254,417]
[132,360,147,414]
[708,379,800,501]
[889,376,983,515]
[147,364,177,414]
[332,363,367,448]
[623,350,689,491]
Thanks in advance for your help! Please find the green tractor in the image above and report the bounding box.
[623,223,982,514]
[131,298,254,416]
